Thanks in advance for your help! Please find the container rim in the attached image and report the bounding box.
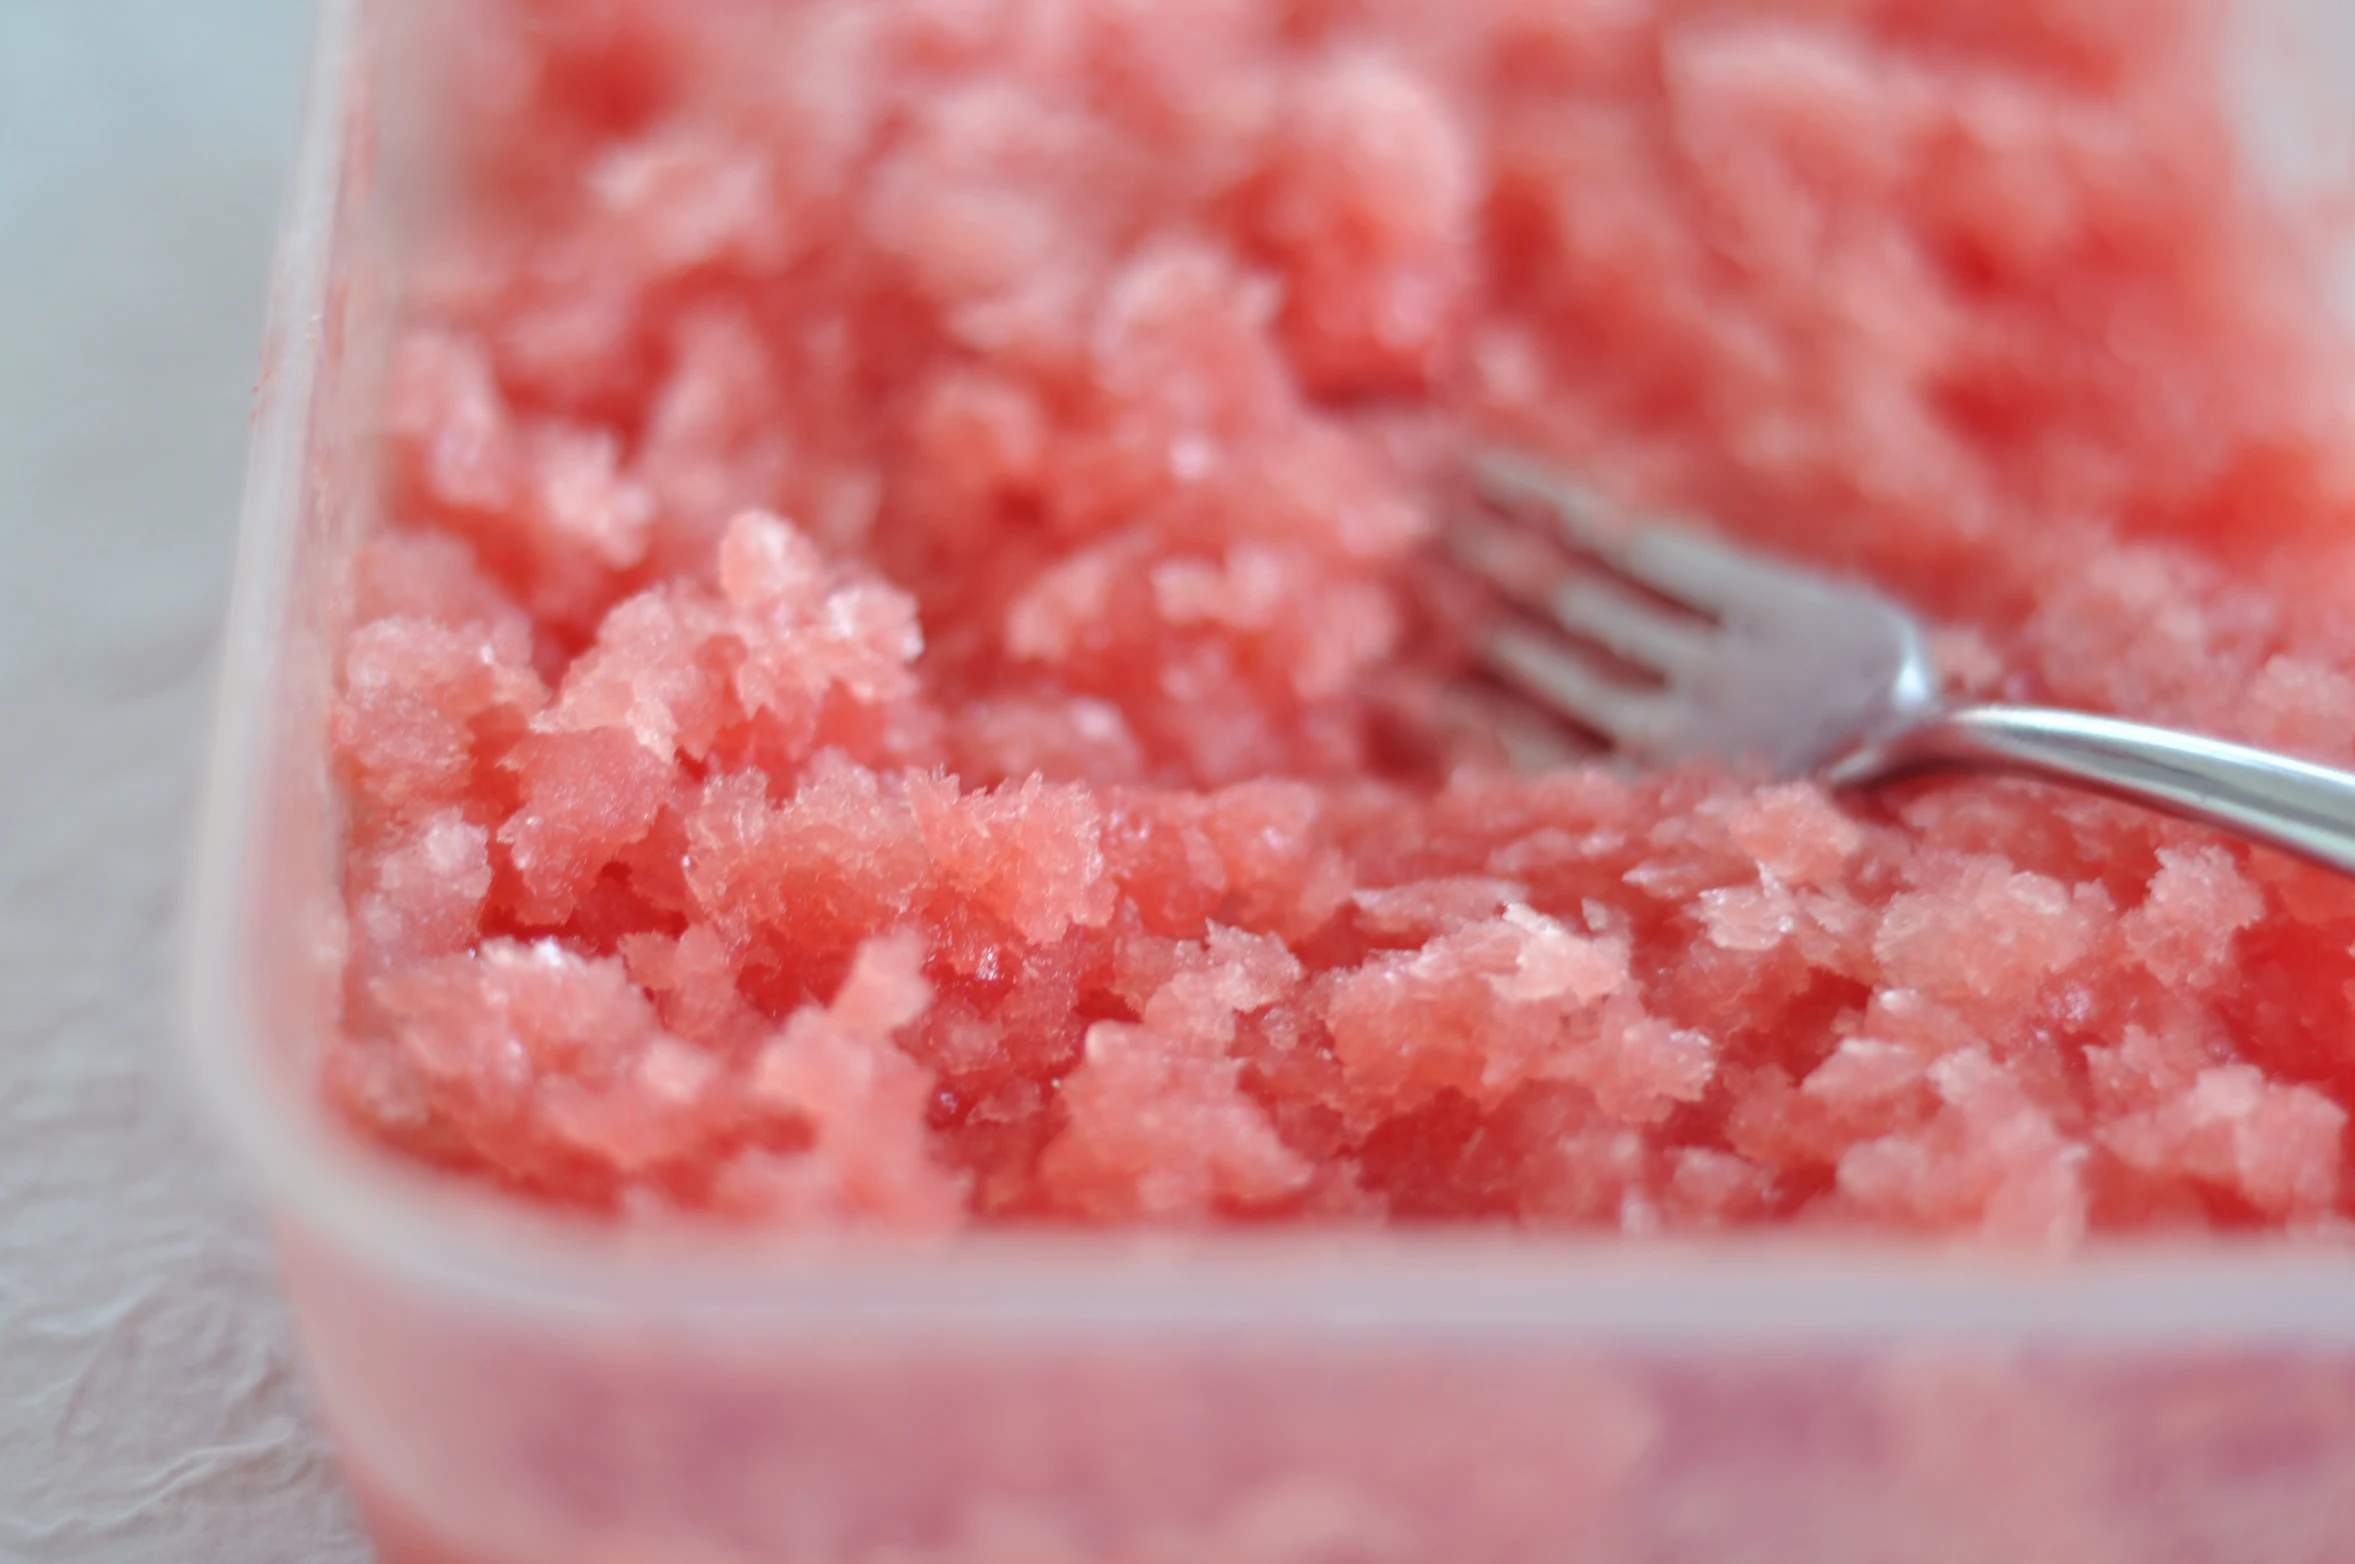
[184,0,2355,1348]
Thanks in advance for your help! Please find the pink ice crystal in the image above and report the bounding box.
[328,0,2355,1242]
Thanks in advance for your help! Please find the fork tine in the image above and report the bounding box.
[1472,449,1764,615]
[1453,516,1709,679]
[1619,528,1789,616]
[1549,576,1710,679]
[1481,620,1666,748]
[1471,449,1619,539]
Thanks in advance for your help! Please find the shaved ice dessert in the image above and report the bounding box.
[330,0,2355,1246]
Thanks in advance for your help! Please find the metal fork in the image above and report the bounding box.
[1458,450,2355,877]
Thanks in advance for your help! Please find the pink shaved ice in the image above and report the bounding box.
[329,0,2355,1245]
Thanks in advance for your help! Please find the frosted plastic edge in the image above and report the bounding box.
[181,0,359,1277]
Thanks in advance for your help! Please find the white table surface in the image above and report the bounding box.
[0,2,371,1558]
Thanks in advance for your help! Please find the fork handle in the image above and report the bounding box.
[1833,704,2355,877]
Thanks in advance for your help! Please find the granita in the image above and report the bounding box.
[330,0,2355,1245]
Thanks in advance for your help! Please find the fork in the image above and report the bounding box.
[1457,449,2355,877]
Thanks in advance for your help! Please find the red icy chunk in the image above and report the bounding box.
[328,0,2355,1243]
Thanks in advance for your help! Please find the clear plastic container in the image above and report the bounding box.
[189,3,2355,1560]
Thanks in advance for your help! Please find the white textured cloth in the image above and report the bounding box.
[0,2,369,1559]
